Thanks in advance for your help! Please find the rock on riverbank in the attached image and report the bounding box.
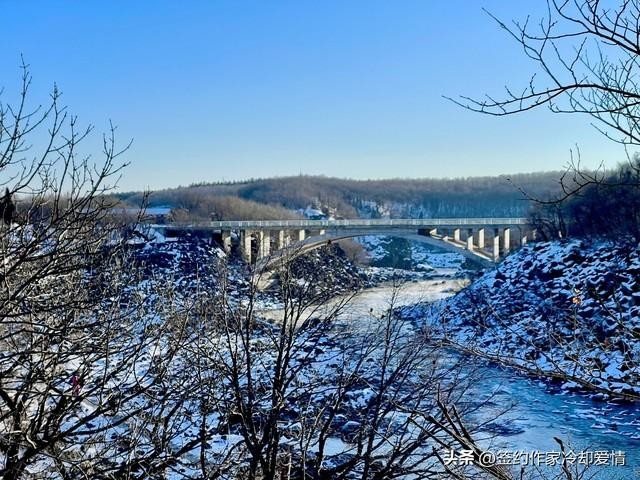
[400,240,640,399]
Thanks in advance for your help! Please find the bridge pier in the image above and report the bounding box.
[520,226,535,246]
[453,228,461,242]
[277,230,289,250]
[297,229,306,242]
[221,230,232,253]
[258,231,271,259]
[493,234,500,261]
[503,227,511,254]
[475,228,485,249]
[241,230,253,263]
[466,234,474,251]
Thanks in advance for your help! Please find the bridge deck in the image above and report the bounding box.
[155,217,528,230]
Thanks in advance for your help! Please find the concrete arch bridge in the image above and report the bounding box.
[156,218,533,269]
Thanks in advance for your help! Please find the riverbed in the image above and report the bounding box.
[259,274,640,478]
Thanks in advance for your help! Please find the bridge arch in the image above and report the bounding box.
[254,230,495,272]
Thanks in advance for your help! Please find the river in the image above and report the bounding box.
[261,270,640,478]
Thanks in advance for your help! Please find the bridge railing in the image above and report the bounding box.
[154,217,529,230]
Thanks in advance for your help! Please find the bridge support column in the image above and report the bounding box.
[258,231,270,259]
[429,228,437,236]
[503,228,511,253]
[466,234,474,251]
[297,229,306,242]
[453,228,461,242]
[521,234,528,246]
[221,230,232,253]
[493,234,500,261]
[475,228,485,249]
[277,230,288,250]
[241,230,253,263]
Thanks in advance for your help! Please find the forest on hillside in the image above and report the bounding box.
[116,172,565,220]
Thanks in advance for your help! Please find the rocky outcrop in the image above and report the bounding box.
[400,240,640,399]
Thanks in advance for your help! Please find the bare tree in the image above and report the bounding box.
[184,245,561,480]
[0,62,207,479]
[450,0,640,211]
[454,1,640,141]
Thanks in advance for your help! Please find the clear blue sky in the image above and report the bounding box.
[0,0,626,190]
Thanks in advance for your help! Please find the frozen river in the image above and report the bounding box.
[261,274,640,478]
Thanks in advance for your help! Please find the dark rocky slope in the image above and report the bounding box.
[400,240,640,399]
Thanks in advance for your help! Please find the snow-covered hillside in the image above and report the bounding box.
[127,231,374,309]
[356,235,466,274]
[400,240,640,399]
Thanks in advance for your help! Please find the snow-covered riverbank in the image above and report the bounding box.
[399,240,640,401]
[127,234,640,477]
[262,274,640,478]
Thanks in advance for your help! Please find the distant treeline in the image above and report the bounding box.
[116,173,565,220]
[531,159,640,240]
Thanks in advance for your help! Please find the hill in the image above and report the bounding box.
[116,172,564,220]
